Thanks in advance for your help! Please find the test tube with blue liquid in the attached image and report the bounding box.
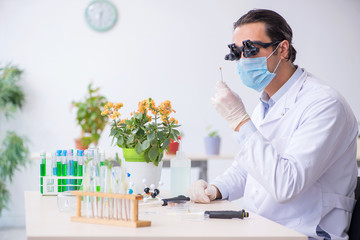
[78,150,84,189]
[68,149,73,190]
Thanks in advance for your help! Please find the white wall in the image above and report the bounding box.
[0,0,360,227]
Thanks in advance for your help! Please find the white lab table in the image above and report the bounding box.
[25,191,307,240]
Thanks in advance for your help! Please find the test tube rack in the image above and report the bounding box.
[41,176,83,195]
[70,191,151,228]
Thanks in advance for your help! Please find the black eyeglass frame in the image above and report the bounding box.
[224,39,281,61]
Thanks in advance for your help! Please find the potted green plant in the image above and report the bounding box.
[72,83,108,149]
[0,63,29,216]
[204,126,221,155]
[101,98,181,193]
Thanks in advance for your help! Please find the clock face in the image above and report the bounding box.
[85,0,117,32]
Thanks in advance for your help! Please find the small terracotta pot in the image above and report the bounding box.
[166,137,181,155]
[74,138,88,150]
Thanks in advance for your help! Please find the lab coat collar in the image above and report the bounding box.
[258,68,308,127]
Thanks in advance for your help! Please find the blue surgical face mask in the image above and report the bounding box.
[237,45,281,92]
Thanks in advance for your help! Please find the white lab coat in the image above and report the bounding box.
[213,69,358,239]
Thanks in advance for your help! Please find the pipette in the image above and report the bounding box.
[219,67,224,82]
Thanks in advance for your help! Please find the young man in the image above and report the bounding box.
[187,9,358,239]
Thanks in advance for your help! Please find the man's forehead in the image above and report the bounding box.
[232,22,271,44]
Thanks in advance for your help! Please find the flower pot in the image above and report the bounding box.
[204,137,221,155]
[74,138,89,150]
[167,140,179,155]
[122,148,163,194]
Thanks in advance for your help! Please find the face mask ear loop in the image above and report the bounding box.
[266,43,282,74]
[266,43,281,60]
[272,58,282,74]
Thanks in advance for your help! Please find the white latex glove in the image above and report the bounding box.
[211,81,250,130]
[187,179,217,203]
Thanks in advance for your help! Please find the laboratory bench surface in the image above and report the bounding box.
[25,191,307,240]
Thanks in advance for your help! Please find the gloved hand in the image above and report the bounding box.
[211,81,250,130]
[187,179,217,203]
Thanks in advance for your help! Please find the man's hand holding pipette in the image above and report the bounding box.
[211,81,250,131]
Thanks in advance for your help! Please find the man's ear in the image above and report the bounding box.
[279,40,290,60]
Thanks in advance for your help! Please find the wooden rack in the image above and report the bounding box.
[70,191,151,227]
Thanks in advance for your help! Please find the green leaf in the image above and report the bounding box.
[117,135,124,146]
[157,132,165,141]
[127,135,134,144]
[151,138,157,146]
[148,131,156,141]
[161,137,170,150]
[136,113,143,120]
[144,151,151,163]
[135,142,143,155]
[148,145,159,161]
[141,139,150,151]
[110,128,117,137]
[172,129,180,136]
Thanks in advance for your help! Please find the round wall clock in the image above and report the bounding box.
[85,0,118,32]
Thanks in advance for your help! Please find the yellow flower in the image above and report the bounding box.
[147,115,152,122]
[113,111,121,118]
[114,102,124,111]
[169,117,178,124]
[138,99,149,114]
[104,102,114,111]
[158,100,175,117]
[117,119,126,126]
[148,98,157,114]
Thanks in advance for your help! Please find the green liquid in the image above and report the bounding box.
[40,164,46,194]
[62,163,67,192]
[78,165,83,188]
[57,162,62,192]
[73,161,78,190]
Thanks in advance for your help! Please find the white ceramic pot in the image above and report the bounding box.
[124,160,163,194]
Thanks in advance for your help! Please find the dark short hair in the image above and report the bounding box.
[234,9,297,63]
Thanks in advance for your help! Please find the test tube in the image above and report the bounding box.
[40,152,46,194]
[100,150,105,167]
[78,150,84,189]
[51,152,56,192]
[56,150,62,192]
[73,150,78,190]
[52,152,57,176]
[68,149,73,190]
[62,150,68,192]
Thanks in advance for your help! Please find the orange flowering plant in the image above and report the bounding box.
[101,98,181,166]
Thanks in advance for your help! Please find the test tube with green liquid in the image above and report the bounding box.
[100,151,105,167]
[62,150,68,192]
[40,152,46,194]
[73,150,79,190]
[78,150,84,189]
[56,150,62,192]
